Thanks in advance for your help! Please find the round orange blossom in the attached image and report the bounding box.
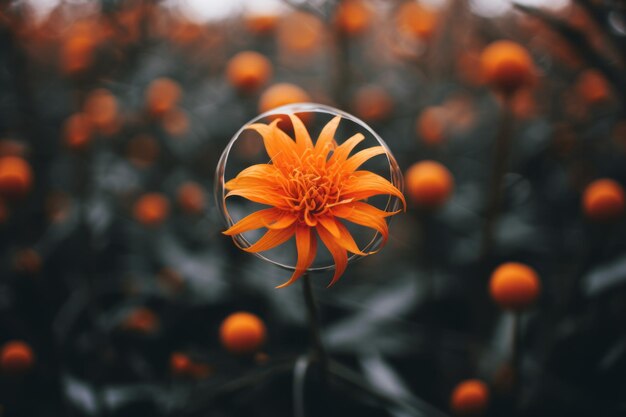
[83,89,119,133]
[277,11,324,55]
[226,51,273,93]
[489,262,541,310]
[177,182,205,215]
[63,113,93,150]
[396,2,438,40]
[335,0,372,35]
[170,352,192,376]
[244,14,279,35]
[133,193,169,226]
[219,312,267,354]
[258,83,312,125]
[480,40,535,95]
[0,156,33,199]
[576,69,610,105]
[352,85,393,122]
[122,307,159,334]
[60,35,96,75]
[162,108,189,137]
[1,340,34,374]
[582,179,625,222]
[146,78,182,118]
[405,161,454,208]
[450,379,489,415]
[416,106,447,146]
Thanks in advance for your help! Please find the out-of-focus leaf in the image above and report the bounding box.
[582,255,626,296]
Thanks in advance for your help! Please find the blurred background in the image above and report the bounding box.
[0,0,625,416]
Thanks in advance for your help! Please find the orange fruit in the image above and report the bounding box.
[450,379,489,415]
[146,78,182,118]
[489,262,541,310]
[219,312,267,354]
[575,69,610,105]
[244,14,279,35]
[226,51,273,93]
[405,161,454,208]
[480,40,535,95]
[60,35,96,75]
[63,113,93,150]
[335,0,372,35]
[133,193,169,226]
[277,11,324,55]
[170,352,192,376]
[0,156,33,199]
[396,2,438,40]
[258,83,312,125]
[122,307,159,334]
[83,89,119,133]
[352,85,393,122]
[162,108,189,137]
[177,182,205,215]
[1,340,34,374]
[582,179,625,222]
[416,106,447,146]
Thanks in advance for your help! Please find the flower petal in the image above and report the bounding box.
[317,225,348,287]
[225,164,278,191]
[226,188,287,208]
[329,133,365,165]
[276,225,318,288]
[246,120,297,167]
[242,225,296,253]
[315,115,341,156]
[332,202,395,247]
[317,215,341,238]
[289,114,313,153]
[342,171,407,209]
[342,146,386,173]
[334,220,368,256]
[266,213,298,229]
[223,208,284,236]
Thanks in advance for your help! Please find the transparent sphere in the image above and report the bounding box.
[215,103,404,273]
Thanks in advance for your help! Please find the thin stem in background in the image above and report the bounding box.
[511,312,523,416]
[480,100,515,259]
[302,272,329,385]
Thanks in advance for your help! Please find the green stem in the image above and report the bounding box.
[302,272,329,385]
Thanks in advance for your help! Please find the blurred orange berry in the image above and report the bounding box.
[63,113,93,150]
[1,340,34,375]
[83,89,119,134]
[13,248,42,275]
[396,2,438,40]
[60,35,96,75]
[335,0,372,35]
[450,379,489,415]
[244,14,279,35]
[146,78,182,118]
[489,262,541,310]
[170,352,192,376]
[162,108,189,137]
[405,161,454,208]
[258,83,312,125]
[219,312,267,355]
[352,85,393,122]
[416,106,447,146]
[122,307,159,334]
[277,11,324,55]
[133,193,169,226]
[226,51,273,93]
[127,134,160,168]
[480,40,535,95]
[582,179,625,222]
[575,69,610,105]
[177,182,205,215]
[0,156,33,199]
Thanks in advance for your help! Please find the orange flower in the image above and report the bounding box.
[223,114,405,287]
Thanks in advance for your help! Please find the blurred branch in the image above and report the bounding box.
[573,0,626,63]
[513,3,626,110]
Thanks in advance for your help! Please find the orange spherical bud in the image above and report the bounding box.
[63,113,93,150]
[226,51,273,93]
[277,12,324,55]
[0,156,33,199]
[405,161,454,208]
[170,352,192,376]
[489,262,541,310]
[450,379,489,416]
[582,179,625,222]
[396,2,438,40]
[480,41,535,95]
[575,69,610,105]
[416,106,447,146]
[122,307,159,334]
[258,83,312,125]
[83,89,119,133]
[177,182,205,215]
[352,85,393,122]
[13,248,42,275]
[162,108,189,137]
[146,78,182,118]
[133,193,169,226]
[244,14,279,35]
[60,35,96,75]
[1,340,35,375]
[219,312,267,355]
[335,0,372,35]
